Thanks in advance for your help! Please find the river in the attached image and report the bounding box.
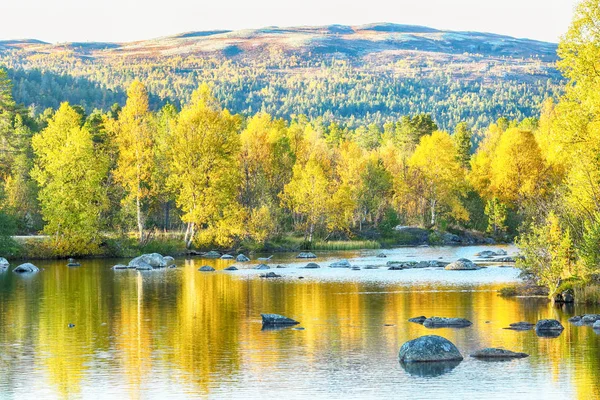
[0,245,598,399]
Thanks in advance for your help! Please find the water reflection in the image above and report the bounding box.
[0,251,598,398]
[400,360,462,377]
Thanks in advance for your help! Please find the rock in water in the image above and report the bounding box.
[112,264,129,270]
[503,322,534,331]
[260,272,282,278]
[408,316,427,324]
[376,253,387,258]
[135,262,153,271]
[198,266,215,272]
[129,253,167,269]
[254,264,270,270]
[224,266,238,271]
[329,259,351,268]
[221,254,235,260]
[236,254,250,262]
[399,335,463,362]
[67,261,81,267]
[303,262,320,269]
[470,348,529,359]
[204,251,221,259]
[580,314,600,324]
[296,252,317,259]
[423,317,472,328]
[261,314,300,326]
[0,257,9,271]
[163,256,175,264]
[593,321,600,330]
[535,319,564,337]
[13,263,39,274]
[444,259,479,270]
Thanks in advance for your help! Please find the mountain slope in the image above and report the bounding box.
[0,23,562,129]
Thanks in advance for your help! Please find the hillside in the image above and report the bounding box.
[0,23,562,129]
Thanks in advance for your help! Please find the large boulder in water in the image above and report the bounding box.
[470,348,529,360]
[0,257,9,271]
[535,319,564,337]
[399,335,463,362]
[593,321,600,330]
[423,317,472,328]
[261,313,299,326]
[129,253,167,269]
[13,263,39,274]
[135,262,153,271]
[444,259,479,271]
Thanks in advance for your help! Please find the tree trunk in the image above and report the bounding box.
[186,223,196,249]
[430,199,437,227]
[164,201,170,232]
[136,191,144,243]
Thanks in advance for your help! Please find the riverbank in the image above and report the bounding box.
[5,227,500,261]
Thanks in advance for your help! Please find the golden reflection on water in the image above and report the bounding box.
[0,256,599,399]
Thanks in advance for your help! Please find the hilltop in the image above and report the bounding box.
[0,23,562,129]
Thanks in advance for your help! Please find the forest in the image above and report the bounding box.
[0,1,599,302]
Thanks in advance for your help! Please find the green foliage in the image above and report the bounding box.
[517,213,577,297]
[0,211,19,256]
[31,103,109,255]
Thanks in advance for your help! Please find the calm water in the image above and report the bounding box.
[0,246,599,399]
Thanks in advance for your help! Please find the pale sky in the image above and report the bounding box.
[0,0,580,44]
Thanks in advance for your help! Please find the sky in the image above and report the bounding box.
[0,0,580,44]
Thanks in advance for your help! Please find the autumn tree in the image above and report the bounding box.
[408,130,468,227]
[168,84,242,248]
[109,81,155,242]
[31,103,108,254]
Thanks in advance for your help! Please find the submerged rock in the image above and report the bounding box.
[445,259,479,271]
[257,255,273,261]
[112,264,128,270]
[254,264,270,270]
[423,317,472,328]
[220,254,235,260]
[470,348,529,360]
[261,313,299,326]
[13,263,39,274]
[303,262,320,269]
[260,272,281,278]
[503,322,535,331]
[408,316,427,324]
[297,252,317,259]
[198,266,215,272]
[376,253,387,258]
[167,264,177,269]
[224,266,238,271]
[67,262,81,267]
[399,335,463,362]
[330,259,351,268]
[535,319,564,337]
[129,253,167,269]
[236,254,250,262]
